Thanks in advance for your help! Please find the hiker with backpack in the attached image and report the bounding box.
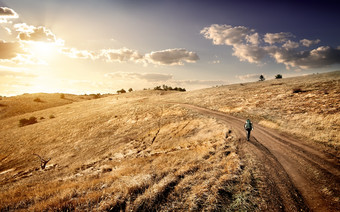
[244,119,253,141]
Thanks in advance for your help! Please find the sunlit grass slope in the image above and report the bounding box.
[167,71,340,149]
[0,94,256,211]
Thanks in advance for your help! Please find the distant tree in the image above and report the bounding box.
[117,89,126,94]
[275,74,283,79]
[259,75,265,81]
[154,86,162,90]
[128,88,133,92]
[60,93,65,99]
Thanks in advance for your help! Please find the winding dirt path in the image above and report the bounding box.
[178,103,340,212]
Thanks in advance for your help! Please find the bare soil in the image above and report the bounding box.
[178,103,340,211]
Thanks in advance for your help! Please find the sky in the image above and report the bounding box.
[0,0,340,96]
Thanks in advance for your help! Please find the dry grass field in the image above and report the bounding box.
[0,71,338,211]
[0,93,112,120]
[0,93,258,211]
[167,71,340,149]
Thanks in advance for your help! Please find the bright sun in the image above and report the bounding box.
[28,42,56,60]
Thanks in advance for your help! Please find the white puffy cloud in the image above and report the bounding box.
[300,39,321,47]
[61,48,95,60]
[246,33,260,46]
[146,48,199,65]
[100,48,144,63]
[232,44,267,63]
[282,40,299,49]
[202,24,340,69]
[0,7,18,19]
[105,72,173,82]
[16,25,57,43]
[263,32,293,44]
[201,24,253,46]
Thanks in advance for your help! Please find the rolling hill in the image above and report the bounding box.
[0,71,339,211]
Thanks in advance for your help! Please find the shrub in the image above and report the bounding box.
[19,117,38,127]
[34,97,43,102]
[275,74,283,79]
[153,85,186,92]
[128,88,133,92]
[60,94,65,99]
[40,117,45,120]
[259,75,265,81]
[117,89,126,94]
[49,115,55,119]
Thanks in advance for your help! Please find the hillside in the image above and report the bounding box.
[0,93,113,120]
[0,94,256,211]
[0,71,339,211]
[167,71,340,149]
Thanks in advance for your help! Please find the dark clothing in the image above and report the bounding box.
[244,120,253,141]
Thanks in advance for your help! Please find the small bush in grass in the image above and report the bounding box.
[259,75,265,81]
[19,117,38,127]
[49,115,55,119]
[34,97,43,102]
[40,117,45,120]
[275,74,283,79]
[60,94,65,99]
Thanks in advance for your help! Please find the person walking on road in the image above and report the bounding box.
[244,119,253,141]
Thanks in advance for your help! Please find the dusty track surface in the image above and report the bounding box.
[178,103,340,211]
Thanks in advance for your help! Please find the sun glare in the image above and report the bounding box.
[28,42,57,60]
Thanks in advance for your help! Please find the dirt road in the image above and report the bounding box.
[179,103,340,211]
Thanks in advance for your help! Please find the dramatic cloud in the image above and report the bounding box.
[105,72,173,82]
[202,24,340,69]
[201,24,253,46]
[61,48,95,60]
[146,48,199,65]
[0,7,18,19]
[300,39,321,47]
[263,32,293,45]
[100,48,144,63]
[270,46,340,69]
[0,40,24,59]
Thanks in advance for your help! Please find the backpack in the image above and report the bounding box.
[245,120,252,130]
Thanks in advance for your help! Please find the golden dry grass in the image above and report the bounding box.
[0,94,257,211]
[166,71,340,149]
[0,93,112,120]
